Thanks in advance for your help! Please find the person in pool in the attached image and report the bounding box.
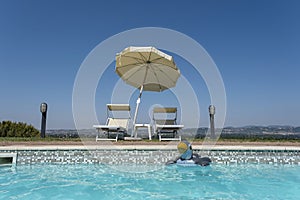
[166,140,211,166]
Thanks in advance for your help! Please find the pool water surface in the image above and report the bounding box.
[1,163,300,199]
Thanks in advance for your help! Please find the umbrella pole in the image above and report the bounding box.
[132,85,143,137]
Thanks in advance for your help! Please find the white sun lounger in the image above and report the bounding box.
[152,107,183,141]
[94,104,131,142]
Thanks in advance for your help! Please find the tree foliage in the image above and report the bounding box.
[0,121,40,137]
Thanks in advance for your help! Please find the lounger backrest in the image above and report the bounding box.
[107,118,129,129]
[153,107,177,113]
[107,104,130,111]
[153,107,177,123]
[155,119,176,125]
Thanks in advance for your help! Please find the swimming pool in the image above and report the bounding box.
[1,163,300,200]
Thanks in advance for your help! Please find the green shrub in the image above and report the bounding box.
[0,121,40,137]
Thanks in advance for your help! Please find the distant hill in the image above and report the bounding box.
[45,126,300,140]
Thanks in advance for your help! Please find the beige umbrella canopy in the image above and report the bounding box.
[115,46,180,134]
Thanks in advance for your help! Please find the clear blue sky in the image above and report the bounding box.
[1,0,299,129]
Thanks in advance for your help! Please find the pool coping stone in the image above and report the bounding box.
[1,145,300,151]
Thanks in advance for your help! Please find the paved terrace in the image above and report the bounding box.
[1,144,300,151]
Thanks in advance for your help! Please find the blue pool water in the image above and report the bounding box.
[1,164,300,200]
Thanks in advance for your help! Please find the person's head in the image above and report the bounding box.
[177,140,193,160]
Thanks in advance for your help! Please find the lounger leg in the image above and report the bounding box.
[148,125,152,140]
[95,130,100,141]
[134,126,138,138]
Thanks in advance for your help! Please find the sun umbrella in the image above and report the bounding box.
[115,46,180,136]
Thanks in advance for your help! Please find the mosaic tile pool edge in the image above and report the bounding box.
[0,149,299,165]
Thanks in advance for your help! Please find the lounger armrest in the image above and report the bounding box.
[93,125,121,131]
[155,124,184,129]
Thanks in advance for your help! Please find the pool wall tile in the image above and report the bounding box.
[0,149,299,165]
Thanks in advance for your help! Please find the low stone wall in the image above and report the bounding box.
[0,149,300,165]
